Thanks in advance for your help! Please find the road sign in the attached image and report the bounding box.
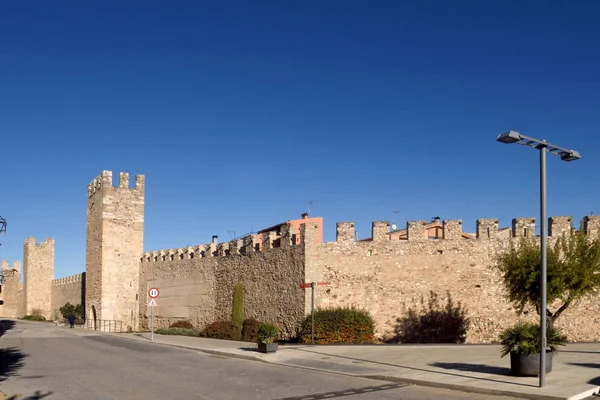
[148,298,157,307]
[300,282,330,288]
[299,283,311,289]
[148,288,160,298]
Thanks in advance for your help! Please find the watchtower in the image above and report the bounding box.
[85,171,145,331]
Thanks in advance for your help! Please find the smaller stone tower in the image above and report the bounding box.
[85,171,144,331]
[23,237,54,319]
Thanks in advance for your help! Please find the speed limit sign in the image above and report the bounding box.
[148,288,160,298]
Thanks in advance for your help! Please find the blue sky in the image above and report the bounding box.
[1,1,599,279]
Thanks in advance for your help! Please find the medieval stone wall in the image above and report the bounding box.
[304,216,600,343]
[23,237,54,320]
[0,261,22,318]
[50,273,85,320]
[139,230,305,339]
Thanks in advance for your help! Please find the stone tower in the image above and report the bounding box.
[85,170,145,331]
[23,237,54,319]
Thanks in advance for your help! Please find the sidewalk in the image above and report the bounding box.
[13,319,600,400]
[110,331,600,400]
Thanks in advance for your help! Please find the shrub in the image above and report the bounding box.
[242,318,261,342]
[202,321,239,340]
[391,291,469,344]
[232,283,244,340]
[169,320,194,329]
[154,327,202,337]
[59,302,84,319]
[30,308,44,317]
[298,306,375,344]
[257,322,279,344]
[499,321,567,357]
[23,315,46,321]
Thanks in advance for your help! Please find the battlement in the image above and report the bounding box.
[24,237,54,249]
[1,260,21,273]
[52,273,85,286]
[87,170,145,198]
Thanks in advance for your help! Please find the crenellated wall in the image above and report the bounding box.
[302,216,600,343]
[138,225,306,339]
[0,261,22,318]
[50,273,86,320]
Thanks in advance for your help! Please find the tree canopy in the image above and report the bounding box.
[494,232,600,324]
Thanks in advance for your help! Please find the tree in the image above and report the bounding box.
[231,283,244,340]
[494,232,600,326]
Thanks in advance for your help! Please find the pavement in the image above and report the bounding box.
[0,320,520,400]
[61,323,600,400]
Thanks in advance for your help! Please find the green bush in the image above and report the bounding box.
[154,327,202,337]
[59,302,84,319]
[299,306,375,344]
[23,315,46,321]
[500,321,567,357]
[202,321,239,340]
[232,283,244,340]
[242,318,261,342]
[169,320,194,329]
[257,322,279,344]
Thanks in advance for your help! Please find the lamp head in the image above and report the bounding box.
[496,130,522,144]
[560,150,581,162]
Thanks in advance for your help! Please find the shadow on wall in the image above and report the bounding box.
[386,291,470,344]
[6,391,53,400]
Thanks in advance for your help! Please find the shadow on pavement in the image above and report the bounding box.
[430,362,512,375]
[272,382,408,400]
[0,320,16,338]
[289,347,535,387]
[7,390,53,400]
[568,362,600,369]
[0,347,27,382]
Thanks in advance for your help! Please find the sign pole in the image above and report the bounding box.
[151,304,154,341]
[311,282,315,344]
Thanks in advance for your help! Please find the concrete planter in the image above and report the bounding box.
[258,342,278,354]
[510,350,553,376]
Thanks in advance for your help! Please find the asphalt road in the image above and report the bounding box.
[0,320,524,400]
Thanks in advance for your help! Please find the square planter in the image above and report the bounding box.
[510,350,553,376]
[258,342,278,354]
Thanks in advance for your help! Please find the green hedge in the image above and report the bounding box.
[154,327,202,337]
[202,321,239,340]
[23,315,46,321]
[299,306,375,344]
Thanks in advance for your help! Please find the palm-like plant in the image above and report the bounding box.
[499,321,567,358]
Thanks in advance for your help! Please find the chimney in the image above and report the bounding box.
[301,213,309,220]
[212,235,218,244]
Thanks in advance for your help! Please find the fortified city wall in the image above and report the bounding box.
[51,273,86,320]
[138,224,306,339]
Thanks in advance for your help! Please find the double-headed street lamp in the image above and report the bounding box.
[496,130,581,388]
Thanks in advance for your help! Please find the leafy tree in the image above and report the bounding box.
[494,232,600,326]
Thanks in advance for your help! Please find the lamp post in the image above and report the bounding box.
[496,130,581,388]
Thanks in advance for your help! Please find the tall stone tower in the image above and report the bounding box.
[23,237,54,319]
[86,170,145,331]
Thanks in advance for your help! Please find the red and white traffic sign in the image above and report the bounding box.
[300,282,331,289]
[148,288,160,298]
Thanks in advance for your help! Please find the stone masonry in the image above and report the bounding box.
[23,237,54,320]
[86,171,144,331]
[4,170,600,345]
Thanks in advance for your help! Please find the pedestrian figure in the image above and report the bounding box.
[68,313,75,328]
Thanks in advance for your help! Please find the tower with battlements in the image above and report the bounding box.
[85,170,145,331]
[23,237,54,319]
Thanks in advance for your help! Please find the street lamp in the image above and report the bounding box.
[496,130,580,388]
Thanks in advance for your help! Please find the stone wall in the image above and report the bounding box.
[304,217,600,343]
[0,261,22,318]
[86,171,144,331]
[139,230,306,339]
[51,273,85,320]
[23,237,54,320]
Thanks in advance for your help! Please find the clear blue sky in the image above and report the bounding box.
[1,1,599,279]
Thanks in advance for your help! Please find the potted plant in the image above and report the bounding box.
[257,322,279,353]
[499,321,567,376]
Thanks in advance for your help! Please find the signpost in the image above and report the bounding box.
[300,281,330,344]
[148,288,159,340]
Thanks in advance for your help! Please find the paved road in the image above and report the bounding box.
[0,320,523,400]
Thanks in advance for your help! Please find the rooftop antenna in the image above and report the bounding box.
[228,230,236,240]
[308,200,317,214]
[391,210,400,231]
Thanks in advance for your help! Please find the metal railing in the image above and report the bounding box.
[85,319,124,333]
